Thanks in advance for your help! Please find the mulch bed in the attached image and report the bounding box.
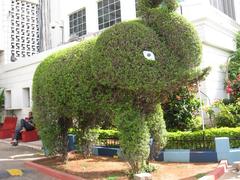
[34,154,217,180]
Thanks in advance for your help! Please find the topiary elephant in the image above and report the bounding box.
[33,0,203,173]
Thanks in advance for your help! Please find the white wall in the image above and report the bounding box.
[0,41,78,119]
[200,45,229,104]
[234,0,240,24]
[181,0,239,105]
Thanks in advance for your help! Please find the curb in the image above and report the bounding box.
[199,160,228,180]
[25,161,85,180]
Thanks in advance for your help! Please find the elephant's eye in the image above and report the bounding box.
[143,51,156,61]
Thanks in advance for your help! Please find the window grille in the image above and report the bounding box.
[10,0,40,58]
[69,8,86,37]
[97,0,121,30]
[209,0,236,20]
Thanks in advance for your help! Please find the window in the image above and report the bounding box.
[22,88,30,107]
[5,90,12,109]
[69,8,86,37]
[98,0,121,30]
[210,0,236,20]
[10,0,40,59]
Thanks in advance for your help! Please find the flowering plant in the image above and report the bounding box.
[226,74,240,100]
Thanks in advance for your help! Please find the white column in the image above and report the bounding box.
[234,0,240,25]
[120,0,136,21]
[86,1,99,34]
[2,0,11,64]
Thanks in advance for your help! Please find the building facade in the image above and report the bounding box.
[0,0,239,120]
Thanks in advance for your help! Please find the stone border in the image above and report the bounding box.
[93,147,218,163]
[199,160,228,180]
[25,160,84,180]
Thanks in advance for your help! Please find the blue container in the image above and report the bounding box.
[67,134,76,151]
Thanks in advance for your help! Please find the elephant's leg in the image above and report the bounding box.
[147,104,167,160]
[115,106,150,173]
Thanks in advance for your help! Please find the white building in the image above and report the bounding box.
[0,0,239,120]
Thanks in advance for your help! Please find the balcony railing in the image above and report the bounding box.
[209,0,236,20]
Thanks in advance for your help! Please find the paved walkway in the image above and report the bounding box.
[0,138,42,150]
[0,141,54,179]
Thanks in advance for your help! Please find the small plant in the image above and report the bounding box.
[163,87,201,131]
[107,175,119,180]
[79,128,99,158]
[141,164,157,173]
[195,173,207,179]
[210,99,240,127]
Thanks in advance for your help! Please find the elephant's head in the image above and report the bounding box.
[92,0,202,94]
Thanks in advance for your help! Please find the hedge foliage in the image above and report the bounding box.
[96,127,240,139]
[96,127,240,150]
[33,0,203,172]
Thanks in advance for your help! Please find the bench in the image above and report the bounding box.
[0,117,17,139]
[11,129,40,142]
[21,129,39,142]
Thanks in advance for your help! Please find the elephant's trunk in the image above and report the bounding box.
[138,0,179,17]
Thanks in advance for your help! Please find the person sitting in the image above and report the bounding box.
[11,112,35,146]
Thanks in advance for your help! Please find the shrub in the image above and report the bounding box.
[95,129,120,139]
[236,31,240,49]
[79,129,100,158]
[33,40,98,159]
[147,104,167,159]
[115,105,150,173]
[227,32,240,100]
[33,0,203,172]
[96,127,240,150]
[211,99,240,127]
[163,87,201,131]
[167,127,240,149]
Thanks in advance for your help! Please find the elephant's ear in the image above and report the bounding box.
[138,0,178,16]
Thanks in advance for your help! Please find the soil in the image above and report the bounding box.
[35,155,217,180]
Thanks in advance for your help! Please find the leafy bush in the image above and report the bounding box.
[167,127,240,149]
[210,99,240,127]
[236,31,240,49]
[96,127,240,150]
[163,87,201,131]
[33,40,97,159]
[95,129,120,139]
[33,0,203,172]
[79,129,100,158]
[115,105,150,173]
[212,32,240,128]
[227,32,240,100]
[147,104,167,159]
[37,121,61,156]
